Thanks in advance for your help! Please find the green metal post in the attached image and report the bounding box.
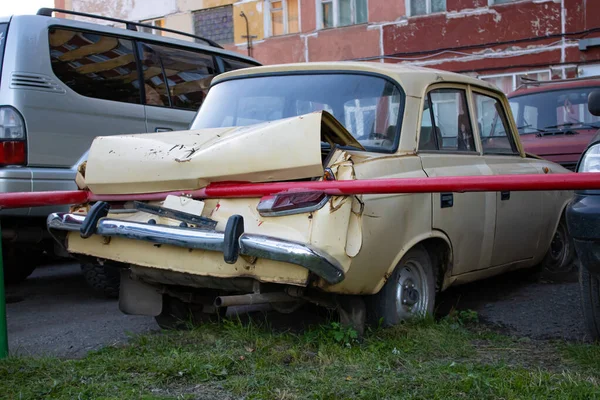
[0,221,8,358]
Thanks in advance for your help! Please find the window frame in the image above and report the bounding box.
[316,0,368,29]
[470,87,521,157]
[406,0,446,17]
[200,70,407,154]
[265,0,300,37]
[418,84,481,155]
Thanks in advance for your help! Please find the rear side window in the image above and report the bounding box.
[49,29,140,104]
[221,56,258,72]
[472,92,518,155]
[140,42,217,110]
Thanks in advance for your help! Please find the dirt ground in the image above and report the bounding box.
[5,263,588,358]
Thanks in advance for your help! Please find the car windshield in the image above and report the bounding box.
[509,87,600,135]
[190,73,403,152]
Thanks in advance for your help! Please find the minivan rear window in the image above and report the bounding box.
[0,23,8,86]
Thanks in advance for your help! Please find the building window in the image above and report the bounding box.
[268,0,299,36]
[318,0,368,29]
[140,18,165,36]
[407,0,446,16]
[193,5,234,45]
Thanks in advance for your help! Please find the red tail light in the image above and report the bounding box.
[0,141,26,165]
[257,191,328,217]
[0,107,27,166]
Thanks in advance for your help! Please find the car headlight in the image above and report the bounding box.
[580,143,600,172]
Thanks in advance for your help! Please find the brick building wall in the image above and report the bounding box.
[59,0,600,93]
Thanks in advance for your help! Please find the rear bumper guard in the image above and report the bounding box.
[47,212,345,284]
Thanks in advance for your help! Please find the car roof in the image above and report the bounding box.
[8,14,259,65]
[212,61,501,97]
[509,77,600,98]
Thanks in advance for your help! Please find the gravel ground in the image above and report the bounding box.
[4,263,589,359]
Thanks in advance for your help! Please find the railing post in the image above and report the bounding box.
[0,221,8,358]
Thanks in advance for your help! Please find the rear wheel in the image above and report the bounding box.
[539,216,576,280]
[580,265,600,341]
[81,263,121,299]
[369,245,436,326]
[2,246,45,284]
[155,294,226,330]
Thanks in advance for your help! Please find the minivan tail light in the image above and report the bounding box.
[257,191,328,217]
[0,107,26,165]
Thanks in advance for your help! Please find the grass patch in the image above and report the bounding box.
[2,313,600,399]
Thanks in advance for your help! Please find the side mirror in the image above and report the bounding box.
[589,90,600,116]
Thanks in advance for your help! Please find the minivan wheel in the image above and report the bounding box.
[369,245,436,326]
[580,265,600,341]
[81,263,121,299]
[3,247,44,284]
[155,295,226,330]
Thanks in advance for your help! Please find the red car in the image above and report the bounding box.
[508,78,600,170]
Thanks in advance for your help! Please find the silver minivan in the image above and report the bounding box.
[0,8,260,291]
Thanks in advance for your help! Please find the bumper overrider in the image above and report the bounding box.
[47,208,345,285]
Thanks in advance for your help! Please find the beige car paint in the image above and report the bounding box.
[84,111,363,195]
[63,63,573,298]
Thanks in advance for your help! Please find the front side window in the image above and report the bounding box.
[49,28,140,104]
[140,43,217,110]
[509,88,600,135]
[320,0,368,29]
[268,0,299,36]
[191,74,403,152]
[472,92,518,155]
[419,88,476,152]
[408,0,446,16]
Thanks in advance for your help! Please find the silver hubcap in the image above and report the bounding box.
[395,260,429,319]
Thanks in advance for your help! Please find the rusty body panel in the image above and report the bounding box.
[52,63,573,309]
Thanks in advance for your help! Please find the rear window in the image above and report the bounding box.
[0,23,7,86]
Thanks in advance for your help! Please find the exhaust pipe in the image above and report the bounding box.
[215,292,297,307]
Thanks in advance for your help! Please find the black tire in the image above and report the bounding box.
[539,215,577,280]
[580,265,600,341]
[155,294,226,330]
[2,247,45,284]
[368,245,436,326]
[81,263,121,299]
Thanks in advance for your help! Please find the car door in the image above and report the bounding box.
[472,89,543,267]
[38,28,147,167]
[138,42,218,133]
[418,85,497,275]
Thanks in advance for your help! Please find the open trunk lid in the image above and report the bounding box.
[84,111,364,195]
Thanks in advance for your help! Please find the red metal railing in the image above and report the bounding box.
[1,173,600,210]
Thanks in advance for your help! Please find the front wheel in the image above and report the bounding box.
[369,245,436,326]
[580,265,600,341]
[81,263,121,299]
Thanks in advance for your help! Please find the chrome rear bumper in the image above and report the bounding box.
[47,212,345,284]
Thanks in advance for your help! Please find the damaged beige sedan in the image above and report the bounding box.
[48,62,574,330]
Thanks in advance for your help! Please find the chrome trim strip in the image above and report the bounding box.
[47,212,345,284]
